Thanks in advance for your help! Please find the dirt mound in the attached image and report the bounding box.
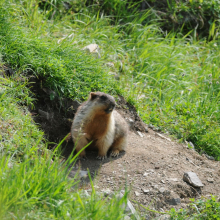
[28,78,220,218]
[85,130,220,217]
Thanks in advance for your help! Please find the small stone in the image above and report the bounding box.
[204,154,215,161]
[207,178,214,183]
[161,180,165,184]
[79,170,88,178]
[169,178,178,182]
[83,43,98,52]
[123,216,131,220]
[127,118,134,128]
[183,172,204,187]
[156,133,171,141]
[155,164,160,169]
[148,124,154,129]
[83,190,90,197]
[102,188,112,196]
[128,118,134,122]
[83,44,100,58]
[157,214,171,220]
[147,169,155,173]
[143,172,149,177]
[137,131,144,138]
[159,187,166,194]
[135,191,140,196]
[142,189,150,194]
[152,185,159,189]
[166,198,181,205]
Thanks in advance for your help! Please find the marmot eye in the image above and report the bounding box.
[100,96,107,100]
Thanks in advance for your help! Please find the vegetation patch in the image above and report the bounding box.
[0,64,129,220]
[1,0,220,158]
[170,196,220,220]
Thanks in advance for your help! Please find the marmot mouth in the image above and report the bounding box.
[105,107,114,114]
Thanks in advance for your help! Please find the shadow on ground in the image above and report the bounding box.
[62,140,126,184]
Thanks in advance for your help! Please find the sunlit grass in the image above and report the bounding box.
[2,0,219,158]
[0,73,130,219]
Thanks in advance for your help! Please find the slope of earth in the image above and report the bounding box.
[27,79,220,218]
[74,129,220,217]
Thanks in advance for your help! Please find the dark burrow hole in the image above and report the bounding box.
[27,75,147,158]
[28,76,77,156]
[1,67,146,183]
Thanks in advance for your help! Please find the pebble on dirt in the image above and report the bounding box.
[135,191,141,196]
[207,178,214,183]
[137,131,144,138]
[102,188,112,196]
[79,170,88,178]
[157,214,171,220]
[204,153,215,161]
[142,188,150,194]
[183,172,204,187]
[166,198,181,206]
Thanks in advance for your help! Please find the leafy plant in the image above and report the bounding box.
[170,196,220,219]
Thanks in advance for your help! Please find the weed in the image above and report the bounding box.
[170,196,220,220]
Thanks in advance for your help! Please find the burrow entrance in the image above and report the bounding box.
[28,75,147,157]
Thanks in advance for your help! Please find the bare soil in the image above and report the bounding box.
[28,78,220,217]
[79,130,220,214]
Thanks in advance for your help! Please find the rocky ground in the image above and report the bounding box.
[70,128,220,218]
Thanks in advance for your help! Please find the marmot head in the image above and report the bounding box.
[89,92,116,114]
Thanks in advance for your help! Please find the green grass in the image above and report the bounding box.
[170,196,220,220]
[2,0,220,159]
[0,72,130,219]
[0,3,119,100]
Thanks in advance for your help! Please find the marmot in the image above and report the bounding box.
[71,92,128,160]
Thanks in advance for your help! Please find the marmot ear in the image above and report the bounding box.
[90,92,97,100]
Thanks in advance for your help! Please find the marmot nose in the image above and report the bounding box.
[111,103,116,110]
[105,104,115,114]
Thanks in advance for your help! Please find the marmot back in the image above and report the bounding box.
[71,92,128,160]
